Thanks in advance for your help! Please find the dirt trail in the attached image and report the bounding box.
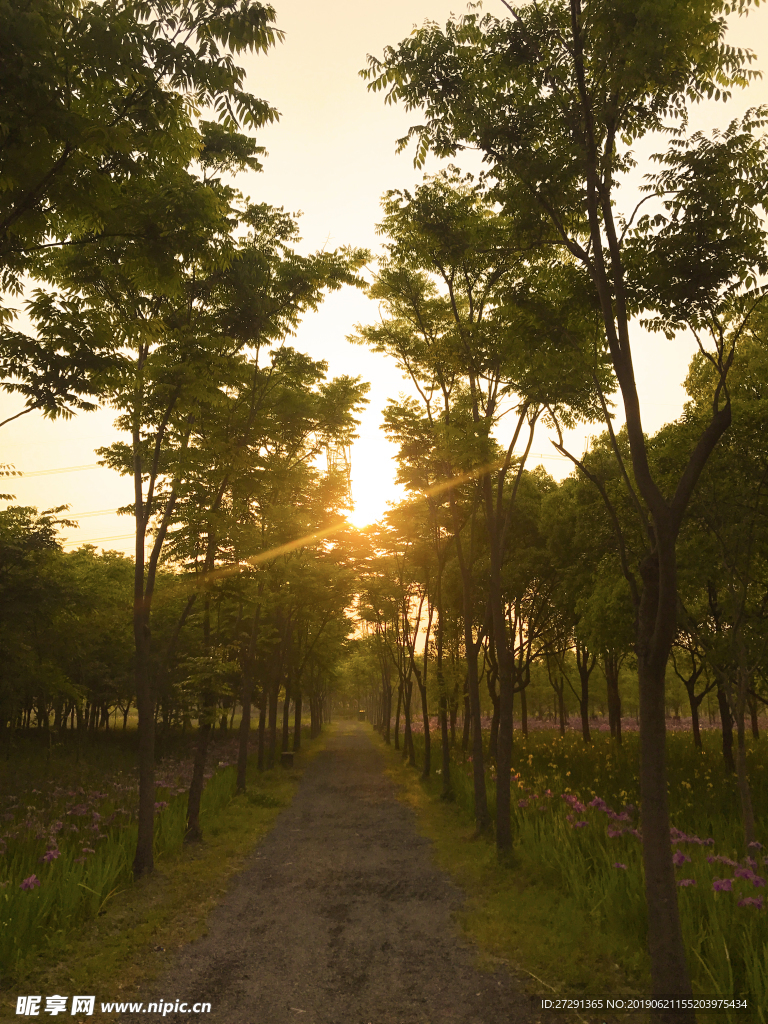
[125,722,536,1024]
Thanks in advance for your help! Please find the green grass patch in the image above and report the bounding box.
[375,729,647,1015]
[379,726,768,1024]
[0,731,325,1022]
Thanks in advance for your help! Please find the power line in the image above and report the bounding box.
[21,463,102,477]
[62,532,135,547]
[18,449,572,483]
[68,507,120,518]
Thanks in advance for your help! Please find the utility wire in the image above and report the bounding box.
[61,532,135,547]
[19,450,571,480]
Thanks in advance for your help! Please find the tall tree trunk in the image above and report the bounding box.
[293,688,302,751]
[393,682,402,751]
[383,667,392,745]
[132,610,155,878]
[433,577,451,798]
[604,651,623,747]
[449,680,458,746]
[576,642,595,744]
[734,698,757,848]
[635,543,692,1007]
[519,683,528,739]
[281,677,292,753]
[487,552,515,850]
[267,676,279,768]
[186,585,217,842]
[488,688,500,761]
[237,598,263,793]
[257,684,267,771]
[403,676,415,767]
[237,666,254,793]
[732,642,757,848]
[748,692,760,740]
[687,689,702,751]
[465,633,488,832]
[417,600,433,778]
[418,673,430,777]
[558,685,566,736]
[717,683,736,772]
[185,697,214,843]
[461,675,471,752]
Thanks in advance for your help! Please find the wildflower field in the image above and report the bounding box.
[0,733,243,978]
[412,729,768,1020]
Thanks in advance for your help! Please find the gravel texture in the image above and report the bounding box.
[124,722,536,1024]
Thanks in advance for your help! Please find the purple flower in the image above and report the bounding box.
[571,820,588,829]
[40,849,60,863]
[738,896,764,909]
[748,842,764,850]
[80,846,95,854]
[562,794,587,813]
[518,799,529,809]
[671,827,712,846]
[613,862,628,870]
[624,804,636,813]
[607,828,624,838]
[734,867,765,886]
[20,874,40,890]
[677,878,696,887]
[673,852,691,867]
[154,801,169,811]
[713,878,733,892]
[707,855,739,867]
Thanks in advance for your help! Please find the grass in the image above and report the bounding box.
[378,726,767,1024]
[0,727,323,1022]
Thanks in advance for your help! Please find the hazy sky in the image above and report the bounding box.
[3,0,768,550]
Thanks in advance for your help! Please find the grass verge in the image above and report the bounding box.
[373,729,650,1024]
[1,734,325,1022]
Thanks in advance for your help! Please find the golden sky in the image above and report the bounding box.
[2,0,768,548]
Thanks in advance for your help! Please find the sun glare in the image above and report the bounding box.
[347,469,403,530]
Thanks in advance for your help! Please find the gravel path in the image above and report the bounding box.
[127,722,536,1024]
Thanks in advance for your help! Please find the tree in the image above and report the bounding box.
[0,0,282,427]
[35,185,365,876]
[364,4,768,1002]
[0,506,72,737]
[662,329,768,845]
[357,170,607,844]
